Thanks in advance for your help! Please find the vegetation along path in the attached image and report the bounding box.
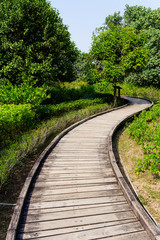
[7,97,160,240]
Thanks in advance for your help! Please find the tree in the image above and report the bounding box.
[124,4,151,29]
[74,51,90,82]
[0,0,78,86]
[90,24,149,104]
[91,25,149,83]
[123,5,160,87]
[91,5,160,88]
[104,12,123,29]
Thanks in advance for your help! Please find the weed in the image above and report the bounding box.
[138,194,149,205]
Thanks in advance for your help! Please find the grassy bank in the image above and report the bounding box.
[118,83,160,226]
[119,129,160,226]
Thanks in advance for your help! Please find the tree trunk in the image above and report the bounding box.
[113,85,117,107]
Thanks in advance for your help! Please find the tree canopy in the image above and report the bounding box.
[89,4,160,87]
[90,24,149,86]
[0,0,78,86]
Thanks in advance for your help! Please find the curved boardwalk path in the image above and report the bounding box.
[7,97,160,240]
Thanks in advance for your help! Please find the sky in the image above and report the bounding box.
[49,0,160,53]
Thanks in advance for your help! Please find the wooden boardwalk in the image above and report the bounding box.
[7,97,160,240]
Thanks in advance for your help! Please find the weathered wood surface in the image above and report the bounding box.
[8,97,160,240]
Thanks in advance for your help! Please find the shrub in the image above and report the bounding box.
[127,104,160,176]
[120,83,160,103]
[0,81,49,106]
[43,84,112,104]
[36,98,112,120]
[0,104,35,148]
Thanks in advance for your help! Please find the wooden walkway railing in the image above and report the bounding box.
[7,97,160,240]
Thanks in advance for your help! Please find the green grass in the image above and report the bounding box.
[138,194,149,205]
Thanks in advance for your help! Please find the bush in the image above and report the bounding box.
[127,104,160,176]
[0,104,35,148]
[0,81,49,105]
[36,98,112,120]
[120,83,160,103]
[43,84,112,104]
[0,96,113,148]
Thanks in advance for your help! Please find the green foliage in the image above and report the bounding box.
[127,104,160,176]
[74,51,90,82]
[90,24,149,85]
[44,84,110,104]
[105,12,123,29]
[124,5,151,28]
[36,97,112,119]
[90,5,160,87]
[0,104,35,148]
[123,5,160,87]
[93,81,113,94]
[120,82,160,103]
[0,81,49,105]
[0,92,113,149]
[124,5,160,30]
[0,0,78,86]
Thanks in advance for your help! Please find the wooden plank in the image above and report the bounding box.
[31,185,123,196]
[27,222,145,240]
[17,219,137,239]
[59,139,106,143]
[52,148,107,153]
[33,181,116,188]
[25,195,126,209]
[34,178,117,186]
[35,175,115,181]
[46,159,105,163]
[97,231,150,240]
[65,133,108,137]
[36,175,113,181]
[39,169,110,174]
[44,162,106,166]
[24,201,127,215]
[39,166,111,170]
[32,184,117,191]
[43,163,108,167]
[22,203,131,223]
[39,169,114,174]
[32,185,123,196]
[55,144,108,148]
[44,159,110,163]
[48,154,107,158]
[29,190,122,203]
[36,175,116,181]
[19,211,136,233]
[35,173,112,180]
